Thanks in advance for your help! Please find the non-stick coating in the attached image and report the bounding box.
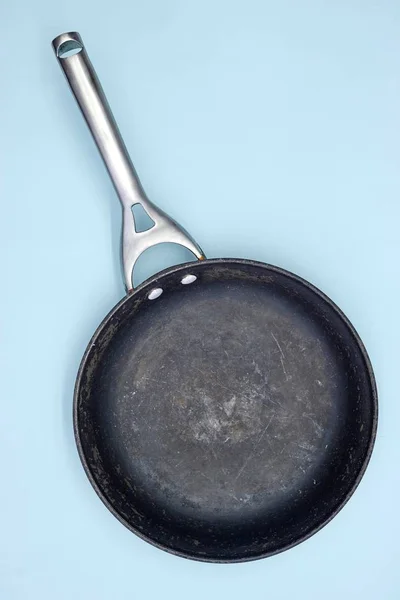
[75,259,377,562]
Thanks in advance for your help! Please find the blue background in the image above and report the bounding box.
[2,1,399,598]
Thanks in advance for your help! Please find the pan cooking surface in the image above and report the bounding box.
[76,260,376,561]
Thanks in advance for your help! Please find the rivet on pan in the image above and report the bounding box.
[181,274,197,285]
[148,287,163,300]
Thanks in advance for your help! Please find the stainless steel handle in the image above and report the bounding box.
[52,32,204,291]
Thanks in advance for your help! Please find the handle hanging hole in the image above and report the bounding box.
[57,40,83,59]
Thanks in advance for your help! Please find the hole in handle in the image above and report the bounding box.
[57,39,83,59]
[133,243,197,288]
[131,203,155,233]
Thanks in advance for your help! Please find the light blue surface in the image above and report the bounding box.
[1,1,399,598]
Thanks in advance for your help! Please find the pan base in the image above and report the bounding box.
[76,260,376,561]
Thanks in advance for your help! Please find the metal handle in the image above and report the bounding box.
[52,32,204,291]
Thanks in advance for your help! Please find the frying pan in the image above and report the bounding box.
[52,31,377,562]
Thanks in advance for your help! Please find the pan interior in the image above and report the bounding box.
[76,261,376,561]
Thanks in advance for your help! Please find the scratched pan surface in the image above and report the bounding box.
[75,258,377,562]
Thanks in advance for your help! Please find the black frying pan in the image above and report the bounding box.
[53,32,377,562]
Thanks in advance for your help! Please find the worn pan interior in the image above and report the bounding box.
[75,259,377,562]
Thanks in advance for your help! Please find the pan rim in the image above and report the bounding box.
[73,257,378,563]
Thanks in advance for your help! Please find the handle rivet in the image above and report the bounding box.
[148,288,163,300]
[181,274,197,285]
